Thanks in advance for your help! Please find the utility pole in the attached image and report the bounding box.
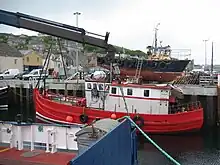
[203,39,209,71]
[211,41,214,75]
[73,12,81,73]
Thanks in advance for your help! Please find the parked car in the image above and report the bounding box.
[22,69,48,81]
[0,69,20,79]
[15,71,30,80]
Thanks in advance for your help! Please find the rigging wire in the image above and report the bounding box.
[57,38,68,79]
[35,43,53,89]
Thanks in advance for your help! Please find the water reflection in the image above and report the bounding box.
[138,129,220,165]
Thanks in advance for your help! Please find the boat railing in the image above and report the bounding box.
[44,77,85,84]
[44,90,85,106]
[170,49,191,60]
[0,122,80,153]
[168,101,202,114]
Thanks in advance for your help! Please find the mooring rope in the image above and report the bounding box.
[117,116,181,165]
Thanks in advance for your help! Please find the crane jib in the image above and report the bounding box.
[0,9,115,55]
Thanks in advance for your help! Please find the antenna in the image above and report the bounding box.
[154,23,160,53]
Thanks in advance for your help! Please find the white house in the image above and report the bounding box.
[0,43,23,72]
[42,53,63,72]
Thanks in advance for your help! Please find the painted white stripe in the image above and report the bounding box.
[36,112,83,126]
[36,115,57,124]
[0,105,8,108]
[0,108,8,111]
[0,86,8,90]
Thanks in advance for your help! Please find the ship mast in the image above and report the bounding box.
[154,23,160,54]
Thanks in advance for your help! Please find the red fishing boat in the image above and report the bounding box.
[34,80,203,134]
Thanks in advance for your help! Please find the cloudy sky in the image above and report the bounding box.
[1,0,220,64]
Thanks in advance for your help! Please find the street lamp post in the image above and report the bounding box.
[73,12,81,73]
[203,39,209,70]
[73,12,81,27]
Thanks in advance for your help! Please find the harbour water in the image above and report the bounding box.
[1,106,220,165]
[138,128,220,165]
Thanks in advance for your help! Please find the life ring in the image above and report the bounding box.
[79,114,89,123]
[159,61,167,69]
[149,61,157,69]
[132,115,144,128]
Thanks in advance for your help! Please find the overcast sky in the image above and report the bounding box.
[0,0,220,64]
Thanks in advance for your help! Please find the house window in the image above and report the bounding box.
[58,64,60,68]
[27,57,29,62]
[14,59,17,64]
[111,87,117,94]
[37,57,39,62]
[144,90,150,97]
[127,89,133,95]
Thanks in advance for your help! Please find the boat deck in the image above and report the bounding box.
[0,147,76,165]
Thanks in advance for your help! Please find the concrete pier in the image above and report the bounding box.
[0,79,85,123]
[0,79,85,91]
[176,84,217,127]
[177,85,217,96]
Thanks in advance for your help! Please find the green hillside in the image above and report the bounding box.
[0,33,147,56]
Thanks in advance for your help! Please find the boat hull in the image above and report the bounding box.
[34,89,203,134]
[97,57,190,82]
[110,65,184,82]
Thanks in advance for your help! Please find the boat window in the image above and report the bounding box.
[93,83,97,89]
[111,87,117,94]
[98,84,104,91]
[105,84,110,91]
[87,83,92,90]
[127,89,133,95]
[144,90,150,97]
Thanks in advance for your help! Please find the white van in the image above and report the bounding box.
[22,69,48,80]
[0,69,20,79]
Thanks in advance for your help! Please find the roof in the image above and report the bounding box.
[19,50,33,55]
[21,50,43,58]
[0,43,22,57]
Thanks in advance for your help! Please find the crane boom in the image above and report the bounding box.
[0,9,115,59]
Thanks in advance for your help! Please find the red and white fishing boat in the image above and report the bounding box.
[34,79,204,134]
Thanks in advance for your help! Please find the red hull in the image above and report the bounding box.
[0,147,76,165]
[102,65,184,82]
[120,69,183,82]
[34,89,203,134]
